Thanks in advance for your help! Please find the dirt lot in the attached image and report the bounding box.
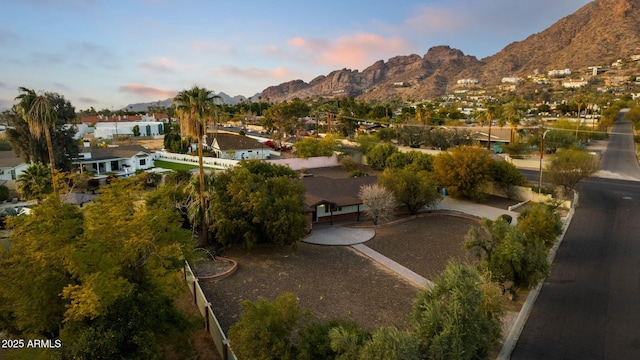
[192,166,524,352]
[364,215,480,280]
[201,243,420,333]
[199,213,483,335]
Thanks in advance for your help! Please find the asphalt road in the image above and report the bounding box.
[512,120,640,359]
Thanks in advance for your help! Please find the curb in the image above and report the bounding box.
[497,191,578,359]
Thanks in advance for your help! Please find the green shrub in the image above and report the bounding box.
[498,214,512,224]
[349,170,366,178]
[296,319,356,360]
[0,185,9,202]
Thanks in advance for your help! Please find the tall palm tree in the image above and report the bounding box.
[173,86,220,245]
[15,87,58,192]
[502,98,526,144]
[485,103,502,151]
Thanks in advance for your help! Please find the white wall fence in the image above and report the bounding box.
[267,156,340,171]
[183,261,237,360]
[154,151,237,169]
[483,182,572,209]
[155,151,343,172]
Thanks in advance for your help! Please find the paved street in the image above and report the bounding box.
[512,120,640,359]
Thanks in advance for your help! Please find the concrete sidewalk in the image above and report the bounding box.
[303,225,375,245]
[303,196,520,247]
[435,196,520,225]
[302,197,519,291]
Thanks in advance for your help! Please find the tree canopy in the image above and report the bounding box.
[547,148,599,193]
[411,261,504,359]
[365,143,399,171]
[464,217,550,292]
[433,146,493,201]
[379,168,442,215]
[293,134,338,158]
[4,90,78,172]
[0,178,196,358]
[210,160,308,248]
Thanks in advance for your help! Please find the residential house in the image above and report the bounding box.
[301,175,377,228]
[469,127,512,151]
[563,79,588,88]
[358,123,384,134]
[73,144,154,176]
[94,121,164,139]
[206,133,270,160]
[0,151,28,190]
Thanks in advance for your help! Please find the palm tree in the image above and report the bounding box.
[173,86,220,245]
[15,87,58,192]
[502,98,527,144]
[472,101,501,151]
[17,163,53,201]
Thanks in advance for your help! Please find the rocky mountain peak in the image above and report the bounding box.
[260,0,640,103]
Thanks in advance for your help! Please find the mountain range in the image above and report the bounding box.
[122,92,256,112]
[130,0,640,111]
[262,0,640,103]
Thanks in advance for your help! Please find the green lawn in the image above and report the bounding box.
[154,160,198,171]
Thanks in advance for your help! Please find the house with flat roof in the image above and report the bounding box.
[301,175,377,228]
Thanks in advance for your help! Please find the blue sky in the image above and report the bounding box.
[0,0,591,112]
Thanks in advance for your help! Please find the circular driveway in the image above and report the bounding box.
[303,226,375,245]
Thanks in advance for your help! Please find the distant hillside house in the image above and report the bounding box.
[206,133,270,160]
[456,79,478,86]
[563,79,588,88]
[301,175,377,227]
[501,77,521,84]
[548,68,571,77]
[73,144,154,176]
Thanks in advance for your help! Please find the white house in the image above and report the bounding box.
[73,144,154,176]
[563,79,588,88]
[548,68,571,77]
[207,133,270,160]
[0,151,29,190]
[94,121,164,139]
[64,123,91,140]
[457,79,479,85]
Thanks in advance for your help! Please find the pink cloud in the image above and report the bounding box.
[210,65,299,80]
[287,33,411,69]
[119,84,177,99]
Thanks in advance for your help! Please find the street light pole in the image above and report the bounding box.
[538,129,550,194]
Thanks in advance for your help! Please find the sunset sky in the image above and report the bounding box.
[0,0,591,112]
